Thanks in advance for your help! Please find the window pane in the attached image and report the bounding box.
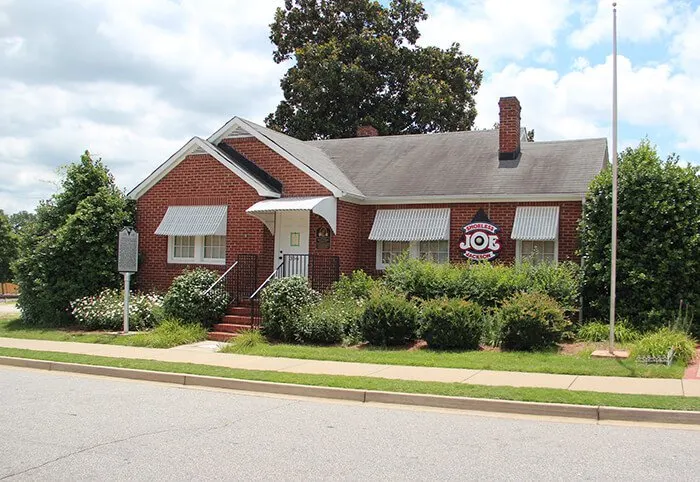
[521,240,556,264]
[204,235,226,260]
[419,240,449,264]
[381,241,409,265]
[173,236,195,258]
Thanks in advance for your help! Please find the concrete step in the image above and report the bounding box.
[212,323,254,334]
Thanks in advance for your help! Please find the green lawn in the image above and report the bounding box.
[220,341,686,379]
[0,347,697,411]
[0,313,206,349]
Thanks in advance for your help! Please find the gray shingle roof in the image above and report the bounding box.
[308,130,608,198]
[237,119,363,196]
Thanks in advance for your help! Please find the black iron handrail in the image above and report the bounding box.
[249,260,284,327]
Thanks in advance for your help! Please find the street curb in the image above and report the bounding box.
[1,355,698,425]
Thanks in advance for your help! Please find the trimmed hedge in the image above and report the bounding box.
[498,292,569,351]
[359,289,419,346]
[419,298,484,350]
[383,257,580,310]
[71,288,162,331]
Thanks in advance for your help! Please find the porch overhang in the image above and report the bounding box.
[246,196,337,234]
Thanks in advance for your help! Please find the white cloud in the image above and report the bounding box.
[569,0,678,49]
[477,55,700,154]
[419,0,575,69]
[670,4,700,76]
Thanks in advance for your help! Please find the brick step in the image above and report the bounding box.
[221,314,260,325]
[212,323,254,334]
[226,306,251,316]
[207,332,237,342]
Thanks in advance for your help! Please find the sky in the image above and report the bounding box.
[1,0,699,214]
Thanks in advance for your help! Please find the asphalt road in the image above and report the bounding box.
[0,367,698,481]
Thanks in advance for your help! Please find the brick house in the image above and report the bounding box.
[129,96,607,299]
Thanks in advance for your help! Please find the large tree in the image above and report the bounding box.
[266,0,482,140]
[14,152,135,325]
[580,140,700,333]
[0,210,17,285]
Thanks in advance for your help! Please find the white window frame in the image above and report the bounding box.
[376,240,449,270]
[515,239,558,265]
[168,235,226,265]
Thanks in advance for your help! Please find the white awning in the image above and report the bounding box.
[155,205,227,236]
[511,206,559,240]
[369,208,450,241]
[246,196,337,234]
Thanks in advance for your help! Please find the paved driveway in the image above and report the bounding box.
[1,366,698,481]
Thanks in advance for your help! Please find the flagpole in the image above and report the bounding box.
[609,2,618,354]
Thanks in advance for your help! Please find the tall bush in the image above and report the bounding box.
[0,210,17,285]
[419,298,484,350]
[14,152,135,325]
[498,292,569,351]
[359,289,419,346]
[580,140,700,332]
[260,277,320,342]
[162,268,230,327]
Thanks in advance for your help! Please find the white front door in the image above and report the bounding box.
[274,211,310,276]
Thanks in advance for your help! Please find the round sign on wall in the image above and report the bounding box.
[459,209,502,261]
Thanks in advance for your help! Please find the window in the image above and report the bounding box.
[204,235,226,261]
[376,240,449,270]
[168,236,226,265]
[172,236,195,259]
[517,240,557,264]
[381,241,410,265]
[419,240,449,264]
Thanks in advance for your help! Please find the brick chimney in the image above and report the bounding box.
[498,96,521,160]
[356,125,379,137]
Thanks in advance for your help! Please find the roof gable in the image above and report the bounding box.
[127,137,281,200]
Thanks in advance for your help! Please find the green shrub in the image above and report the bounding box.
[498,292,569,351]
[162,268,230,327]
[577,321,640,344]
[332,270,378,300]
[522,261,581,311]
[382,257,580,311]
[142,318,208,348]
[459,263,529,307]
[384,257,462,300]
[224,329,268,351]
[633,328,697,365]
[580,140,700,332]
[71,288,162,331]
[419,298,484,350]
[359,289,419,346]
[260,277,320,342]
[296,296,365,345]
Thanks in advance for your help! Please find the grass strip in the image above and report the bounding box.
[0,315,206,349]
[0,347,698,411]
[220,342,685,379]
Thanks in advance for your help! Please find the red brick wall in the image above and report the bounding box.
[356,201,582,274]
[222,137,332,197]
[135,136,583,291]
[499,96,521,156]
[135,154,268,292]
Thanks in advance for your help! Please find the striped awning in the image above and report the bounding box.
[369,208,450,241]
[155,205,227,236]
[511,206,559,240]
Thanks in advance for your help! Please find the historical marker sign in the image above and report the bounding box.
[118,227,139,273]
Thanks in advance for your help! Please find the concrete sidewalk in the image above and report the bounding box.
[0,336,698,397]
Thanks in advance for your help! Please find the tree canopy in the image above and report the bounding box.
[580,140,700,333]
[14,152,135,325]
[265,0,482,140]
[0,210,17,284]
